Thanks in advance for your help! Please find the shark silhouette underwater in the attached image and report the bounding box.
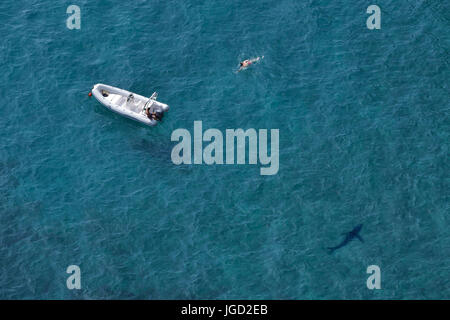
[327,224,364,254]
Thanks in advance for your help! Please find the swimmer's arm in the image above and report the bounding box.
[250,56,263,63]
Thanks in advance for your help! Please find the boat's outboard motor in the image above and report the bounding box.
[155,110,164,120]
[152,105,164,121]
[148,103,164,121]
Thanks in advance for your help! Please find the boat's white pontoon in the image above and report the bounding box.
[91,83,169,126]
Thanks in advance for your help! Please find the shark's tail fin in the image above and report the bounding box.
[356,234,364,243]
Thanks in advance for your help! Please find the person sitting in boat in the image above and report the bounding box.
[101,90,109,97]
[127,94,134,103]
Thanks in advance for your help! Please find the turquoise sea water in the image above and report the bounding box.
[0,0,449,299]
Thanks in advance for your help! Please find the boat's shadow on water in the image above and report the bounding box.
[92,103,179,165]
[131,138,174,162]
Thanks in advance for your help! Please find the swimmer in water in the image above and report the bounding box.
[237,56,263,72]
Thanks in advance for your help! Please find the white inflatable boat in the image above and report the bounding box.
[91,83,169,126]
